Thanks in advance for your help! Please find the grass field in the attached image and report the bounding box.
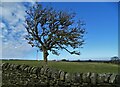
[2,60,118,74]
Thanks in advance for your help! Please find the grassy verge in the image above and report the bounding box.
[2,60,118,74]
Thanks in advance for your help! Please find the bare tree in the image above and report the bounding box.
[25,3,86,64]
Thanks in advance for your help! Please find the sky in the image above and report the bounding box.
[0,2,118,60]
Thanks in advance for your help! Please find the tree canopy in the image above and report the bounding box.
[25,3,86,63]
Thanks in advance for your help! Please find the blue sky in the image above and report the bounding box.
[1,2,118,60]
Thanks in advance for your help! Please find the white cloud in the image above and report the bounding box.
[1,2,27,44]
[2,42,34,59]
[0,2,37,59]
[0,22,6,28]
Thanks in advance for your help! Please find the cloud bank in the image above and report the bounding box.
[0,2,36,59]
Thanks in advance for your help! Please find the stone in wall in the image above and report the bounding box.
[65,73,71,82]
[47,68,52,78]
[90,73,97,85]
[97,73,106,83]
[19,64,29,71]
[82,72,91,83]
[2,63,9,70]
[40,67,45,75]
[60,71,66,81]
[43,67,49,75]
[109,73,117,83]
[75,72,82,83]
[104,73,111,83]
[51,69,59,80]
[115,74,120,85]
[31,67,38,74]
[27,66,33,73]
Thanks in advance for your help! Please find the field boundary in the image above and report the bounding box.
[2,63,120,87]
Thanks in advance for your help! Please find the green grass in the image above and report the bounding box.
[2,60,118,74]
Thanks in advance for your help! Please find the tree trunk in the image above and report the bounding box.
[43,49,49,64]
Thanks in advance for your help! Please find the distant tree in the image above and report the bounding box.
[25,3,86,64]
[111,56,119,64]
[61,59,67,62]
[77,59,80,62]
[88,59,92,62]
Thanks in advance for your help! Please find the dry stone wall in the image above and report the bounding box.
[1,63,120,87]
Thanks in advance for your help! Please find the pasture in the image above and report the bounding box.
[2,60,118,74]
